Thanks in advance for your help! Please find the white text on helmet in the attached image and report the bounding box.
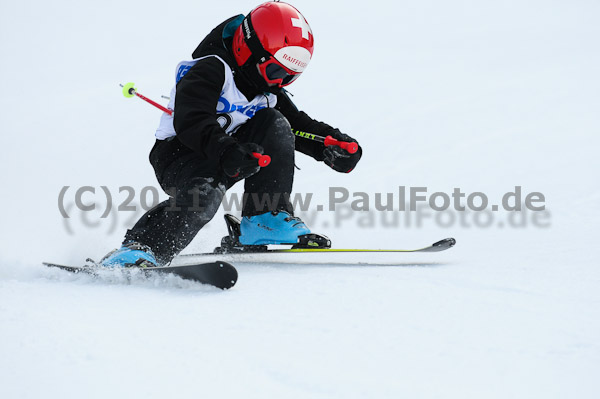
[243,19,251,39]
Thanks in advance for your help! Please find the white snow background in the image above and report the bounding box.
[1,0,599,398]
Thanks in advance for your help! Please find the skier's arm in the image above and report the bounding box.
[275,91,332,161]
[174,58,237,159]
[276,91,362,172]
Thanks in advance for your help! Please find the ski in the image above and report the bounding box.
[180,237,456,258]
[42,261,238,290]
[178,214,457,258]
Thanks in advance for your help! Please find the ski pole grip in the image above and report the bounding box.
[323,135,359,154]
[252,152,271,167]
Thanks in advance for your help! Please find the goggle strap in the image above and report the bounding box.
[241,15,272,65]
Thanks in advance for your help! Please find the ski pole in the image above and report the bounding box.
[120,82,271,167]
[120,83,356,157]
[121,82,173,116]
[292,129,358,154]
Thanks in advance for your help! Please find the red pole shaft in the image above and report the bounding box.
[134,91,173,116]
[126,87,272,170]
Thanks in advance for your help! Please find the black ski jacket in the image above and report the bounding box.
[173,15,338,162]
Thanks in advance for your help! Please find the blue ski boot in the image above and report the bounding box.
[100,242,158,268]
[239,211,311,245]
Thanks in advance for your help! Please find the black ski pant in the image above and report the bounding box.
[123,108,295,265]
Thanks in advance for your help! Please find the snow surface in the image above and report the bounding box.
[1,0,599,398]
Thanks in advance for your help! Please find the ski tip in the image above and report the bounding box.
[429,238,456,251]
[218,261,238,290]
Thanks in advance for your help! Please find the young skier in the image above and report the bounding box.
[101,1,362,267]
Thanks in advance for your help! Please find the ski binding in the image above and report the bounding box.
[213,214,331,254]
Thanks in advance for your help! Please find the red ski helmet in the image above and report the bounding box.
[232,1,314,88]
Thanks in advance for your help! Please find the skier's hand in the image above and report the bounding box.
[323,130,362,173]
[221,142,264,179]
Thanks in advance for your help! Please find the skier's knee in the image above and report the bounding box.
[255,107,285,122]
[255,108,293,141]
[175,177,225,215]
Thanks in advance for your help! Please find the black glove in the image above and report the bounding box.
[220,142,264,179]
[323,130,362,173]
